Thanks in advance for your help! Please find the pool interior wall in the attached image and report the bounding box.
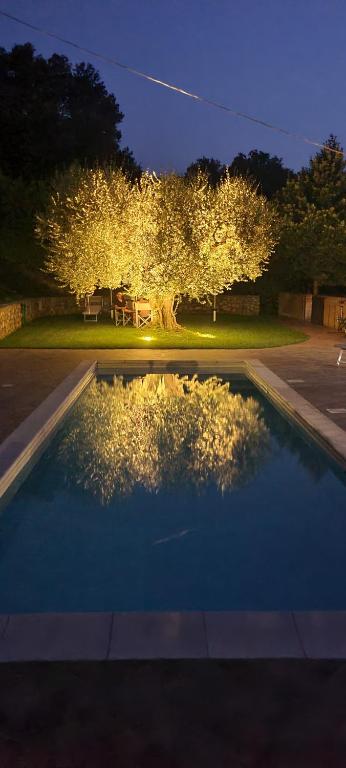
[0,368,345,614]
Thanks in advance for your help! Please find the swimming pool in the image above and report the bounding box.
[0,369,345,613]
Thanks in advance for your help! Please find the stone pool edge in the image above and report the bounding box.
[247,359,346,471]
[0,360,96,501]
[2,611,346,660]
[0,356,346,661]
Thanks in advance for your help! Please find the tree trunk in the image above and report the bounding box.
[312,279,319,296]
[154,296,180,330]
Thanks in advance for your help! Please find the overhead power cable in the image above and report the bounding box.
[0,7,344,158]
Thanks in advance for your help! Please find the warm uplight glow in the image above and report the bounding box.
[142,336,154,341]
[59,374,270,504]
[195,332,216,338]
[37,167,277,330]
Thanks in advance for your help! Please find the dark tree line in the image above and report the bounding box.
[274,135,346,294]
[0,44,140,297]
[185,151,293,198]
[0,43,140,180]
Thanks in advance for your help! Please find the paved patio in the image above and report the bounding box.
[0,320,345,444]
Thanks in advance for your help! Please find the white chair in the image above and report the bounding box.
[132,301,154,328]
[83,296,103,322]
[111,307,133,326]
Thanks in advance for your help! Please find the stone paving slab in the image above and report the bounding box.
[205,612,303,658]
[294,612,346,659]
[109,612,207,659]
[0,612,112,662]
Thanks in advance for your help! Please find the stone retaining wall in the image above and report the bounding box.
[180,295,260,315]
[0,303,22,341]
[0,296,79,340]
[22,296,79,322]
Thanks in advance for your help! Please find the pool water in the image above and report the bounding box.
[0,373,345,612]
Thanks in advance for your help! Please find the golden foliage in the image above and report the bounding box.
[37,168,277,319]
[36,167,133,297]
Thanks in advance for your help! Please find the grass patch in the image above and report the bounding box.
[0,312,308,349]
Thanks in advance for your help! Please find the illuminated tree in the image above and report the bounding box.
[186,172,276,296]
[125,171,277,328]
[125,173,196,328]
[38,168,276,328]
[37,166,133,297]
[59,374,270,504]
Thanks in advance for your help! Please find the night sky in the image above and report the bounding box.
[1,0,346,173]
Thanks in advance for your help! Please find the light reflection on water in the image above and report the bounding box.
[58,374,270,504]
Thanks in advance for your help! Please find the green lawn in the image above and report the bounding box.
[0,312,308,349]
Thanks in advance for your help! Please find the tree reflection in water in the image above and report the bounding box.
[59,374,270,504]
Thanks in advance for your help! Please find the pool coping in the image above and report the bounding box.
[246,359,346,471]
[0,360,96,501]
[0,356,345,661]
[0,610,346,661]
